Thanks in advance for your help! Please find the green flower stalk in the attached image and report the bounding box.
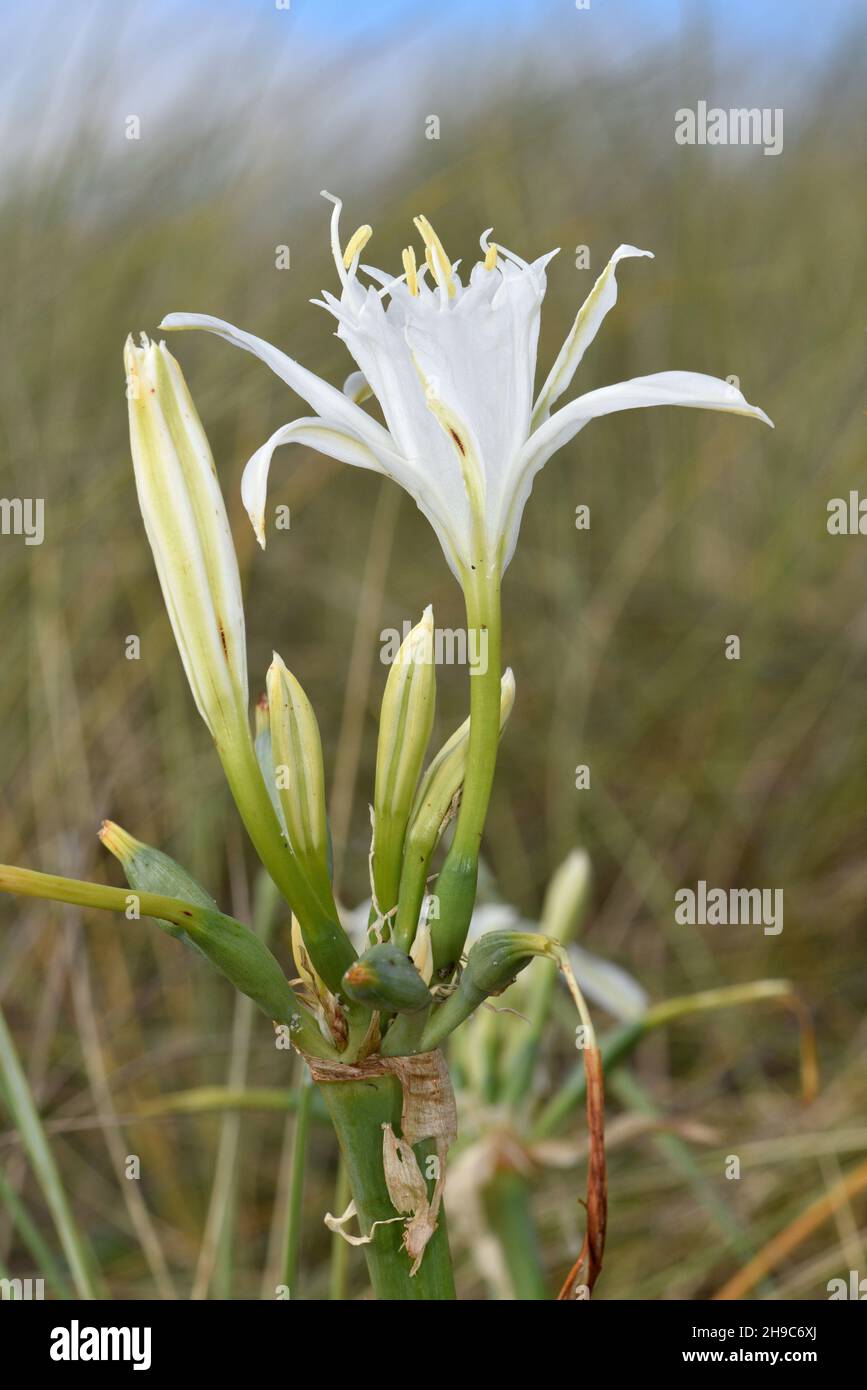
[372,605,436,922]
[0,864,334,1060]
[429,566,502,979]
[266,653,330,899]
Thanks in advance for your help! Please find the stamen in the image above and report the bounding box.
[343,224,373,269]
[484,244,498,271]
[413,214,457,300]
[402,246,419,297]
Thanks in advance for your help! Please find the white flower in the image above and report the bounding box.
[161,193,772,582]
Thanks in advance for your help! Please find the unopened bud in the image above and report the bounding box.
[421,930,556,1050]
[341,942,433,1014]
[124,335,248,744]
[266,653,329,888]
[98,819,215,942]
[408,667,514,859]
[373,607,436,914]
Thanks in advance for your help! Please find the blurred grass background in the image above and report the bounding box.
[0,0,865,1298]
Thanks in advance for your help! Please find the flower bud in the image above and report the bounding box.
[124,335,248,745]
[408,667,514,858]
[421,930,555,1050]
[341,942,433,1014]
[460,929,549,998]
[266,653,329,888]
[98,819,216,944]
[97,823,329,1049]
[373,607,436,914]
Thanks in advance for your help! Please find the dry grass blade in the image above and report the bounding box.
[714,1156,867,1301]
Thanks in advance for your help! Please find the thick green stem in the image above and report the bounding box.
[483,1170,549,1300]
[431,568,502,977]
[218,729,357,995]
[319,1075,456,1300]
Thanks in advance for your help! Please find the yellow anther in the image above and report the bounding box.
[413,214,456,299]
[484,243,498,271]
[402,246,419,297]
[342,224,373,269]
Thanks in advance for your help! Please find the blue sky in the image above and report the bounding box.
[1,0,861,176]
[268,0,858,57]
[6,0,861,59]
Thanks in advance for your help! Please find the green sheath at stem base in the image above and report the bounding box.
[319,1075,456,1300]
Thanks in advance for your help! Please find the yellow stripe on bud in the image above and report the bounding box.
[342,224,373,268]
[484,243,498,271]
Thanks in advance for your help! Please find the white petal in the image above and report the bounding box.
[241,417,387,548]
[532,245,653,428]
[241,414,469,580]
[159,312,394,457]
[343,370,372,404]
[500,371,773,570]
[330,297,476,567]
[399,266,546,545]
[163,312,475,576]
[410,352,487,554]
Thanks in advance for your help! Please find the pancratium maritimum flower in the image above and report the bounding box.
[161,192,772,583]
